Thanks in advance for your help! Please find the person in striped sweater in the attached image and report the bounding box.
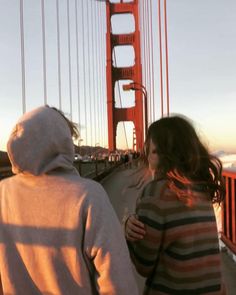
[125,115,226,294]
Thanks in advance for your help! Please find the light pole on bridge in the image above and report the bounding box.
[123,82,148,142]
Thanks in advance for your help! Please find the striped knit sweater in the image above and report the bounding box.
[128,179,225,295]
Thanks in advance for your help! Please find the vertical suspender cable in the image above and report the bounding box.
[95,2,100,146]
[146,0,152,123]
[66,0,72,119]
[97,4,102,147]
[75,0,80,131]
[141,2,146,102]
[164,0,170,115]
[41,0,47,105]
[99,5,104,147]
[101,5,105,147]
[102,6,107,148]
[86,0,93,147]
[81,0,88,145]
[139,4,143,88]
[158,0,164,117]
[139,2,148,128]
[149,0,155,121]
[20,0,26,113]
[143,1,150,125]
[90,2,96,146]
[138,2,144,84]
[56,0,62,110]
[96,2,102,147]
[91,3,97,146]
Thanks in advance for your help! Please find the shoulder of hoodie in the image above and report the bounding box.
[77,175,108,199]
[55,174,113,215]
[0,172,109,204]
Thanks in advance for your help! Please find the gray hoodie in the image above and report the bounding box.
[0,106,138,295]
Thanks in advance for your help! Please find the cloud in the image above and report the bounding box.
[214,150,236,170]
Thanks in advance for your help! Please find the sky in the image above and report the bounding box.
[0,0,236,153]
[167,0,236,153]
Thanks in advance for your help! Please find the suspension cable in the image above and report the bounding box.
[97,4,102,147]
[92,2,98,146]
[41,0,47,105]
[164,0,170,115]
[97,3,102,147]
[56,0,62,110]
[86,0,93,147]
[140,1,145,106]
[66,0,72,119]
[101,5,106,148]
[75,0,80,132]
[20,0,26,113]
[81,0,88,145]
[149,0,155,121]
[145,0,151,123]
[146,0,152,123]
[91,2,97,146]
[158,0,164,117]
[143,1,150,125]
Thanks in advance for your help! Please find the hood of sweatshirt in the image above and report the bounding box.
[7,106,75,175]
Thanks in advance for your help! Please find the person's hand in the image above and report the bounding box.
[125,214,146,242]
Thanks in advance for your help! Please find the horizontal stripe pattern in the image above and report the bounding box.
[145,282,222,295]
[165,247,220,260]
[128,180,224,294]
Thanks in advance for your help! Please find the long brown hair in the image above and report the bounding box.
[145,115,225,204]
[47,106,79,140]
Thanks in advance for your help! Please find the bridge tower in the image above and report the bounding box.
[106,0,144,152]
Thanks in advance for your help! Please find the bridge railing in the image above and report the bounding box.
[74,158,121,181]
[0,166,13,180]
[221,170,236,255]
[0,159,122,182]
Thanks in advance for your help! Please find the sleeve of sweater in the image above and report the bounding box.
[128,195,165,278]
[83,181,139,295]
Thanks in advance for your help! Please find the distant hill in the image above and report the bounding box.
[0,151,11,167]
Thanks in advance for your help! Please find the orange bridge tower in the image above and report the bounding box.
[106,0,145,151]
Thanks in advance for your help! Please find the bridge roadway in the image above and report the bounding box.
[101,166,236,295]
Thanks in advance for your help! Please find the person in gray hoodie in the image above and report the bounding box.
[0,106,138,295]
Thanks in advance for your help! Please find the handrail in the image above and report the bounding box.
[0,166,13,180]
[0,160,122,182]
[221,169,236,254]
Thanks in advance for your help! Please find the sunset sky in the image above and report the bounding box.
[0,0,236,153]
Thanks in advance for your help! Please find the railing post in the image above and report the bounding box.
[231,178,236,244]
[95,159,98,176]
[78,161,82,176]
[221,170,236,255]
[225,177,230,239]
